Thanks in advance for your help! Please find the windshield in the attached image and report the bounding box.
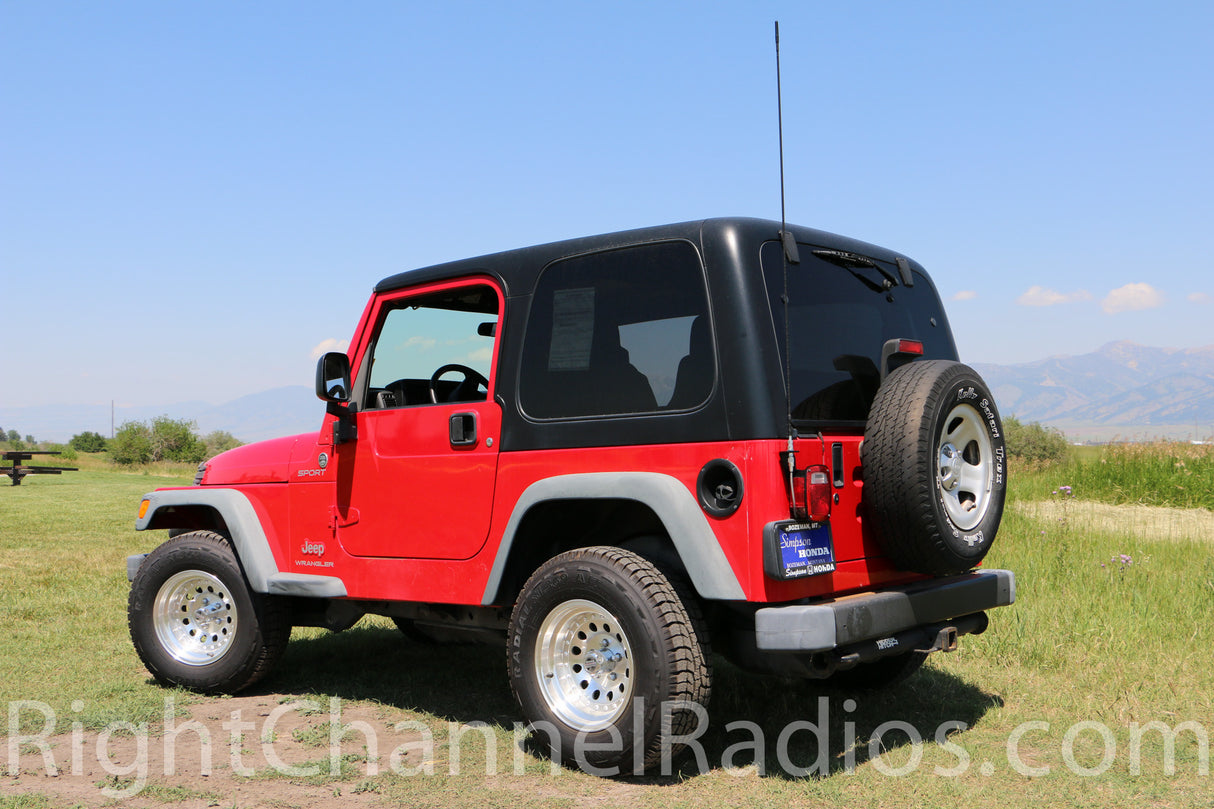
[760,240,958,426]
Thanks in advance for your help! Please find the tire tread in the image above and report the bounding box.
[508,546,710,771]
[128,530,291,693]
[862,361,1005,575]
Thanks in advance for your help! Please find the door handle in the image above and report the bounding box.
[449,412,477,447]
[329,506,360,528]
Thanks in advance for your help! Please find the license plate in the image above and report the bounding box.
[775,522,836,579]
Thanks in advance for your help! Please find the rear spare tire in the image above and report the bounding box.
[862,360,1006,575]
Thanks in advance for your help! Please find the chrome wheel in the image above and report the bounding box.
[533,598,632,731]
[936,403,995,533]
[152,569,237,666]
[508,547,711,771]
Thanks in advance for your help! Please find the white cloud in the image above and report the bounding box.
[1101,283,1165,314]
[404,336,436,351]
[952,290,978,301]
[1188,292,1211,305]
[309,338,350,359]
[1016,286,1093,307]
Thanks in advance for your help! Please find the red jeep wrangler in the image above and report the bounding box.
[127,218,1013,771]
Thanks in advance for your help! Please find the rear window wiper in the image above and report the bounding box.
[812,249,898,291]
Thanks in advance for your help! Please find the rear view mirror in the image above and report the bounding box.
[316,352,351,402]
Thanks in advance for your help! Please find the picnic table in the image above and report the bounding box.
[2,450,79,486]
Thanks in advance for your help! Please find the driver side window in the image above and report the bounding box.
[363,284,499,408]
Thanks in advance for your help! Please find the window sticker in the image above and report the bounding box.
[548,288,595,371]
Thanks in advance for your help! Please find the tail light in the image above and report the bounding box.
[789,463,832,522]
[806,465,831,522]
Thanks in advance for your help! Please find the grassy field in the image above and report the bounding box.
[2,446,1212,808]
[1011,441,1214,509]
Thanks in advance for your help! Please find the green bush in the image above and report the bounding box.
[46,443,78,461]
[110,422,153,465]
[149,416,207,464]
[1003,415,1068,465]
[110,417,207,465]
[69,430,108,453]
[202,430,243,458]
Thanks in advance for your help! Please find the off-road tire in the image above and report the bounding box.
[128,530,291,693]
[862,360,1006,575]
[507,547,711,774]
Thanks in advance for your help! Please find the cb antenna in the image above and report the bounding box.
[775,21,799,463]
[775,21,799,265]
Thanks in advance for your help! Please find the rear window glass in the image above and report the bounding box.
[761,240,956,424]
[521,241,713,419]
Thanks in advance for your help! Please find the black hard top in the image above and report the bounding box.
[375,217,924,296]
[369,216,946,449]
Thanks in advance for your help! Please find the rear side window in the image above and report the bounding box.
[761,240,957,424]
[520,241,713,419]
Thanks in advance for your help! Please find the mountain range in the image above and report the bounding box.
[973,341,1214,441]
[0,387,322,446]
[4,342,1212,445]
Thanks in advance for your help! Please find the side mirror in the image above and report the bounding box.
[315,352,357,444]
[316,352,351,402]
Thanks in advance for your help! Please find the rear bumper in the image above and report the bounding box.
[754,568,1015,652]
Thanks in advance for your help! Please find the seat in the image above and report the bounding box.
[591,341,658,414]
[667,316,713,409]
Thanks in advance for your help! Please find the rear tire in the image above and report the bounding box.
[128,530,290,693]
[507,547,710,773]
[862,361,1006,575]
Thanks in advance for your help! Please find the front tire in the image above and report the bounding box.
[507,547,710,774]
[128,530,290,693]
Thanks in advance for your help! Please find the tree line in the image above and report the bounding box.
[0,429,37,446]
[6,415,1068,466]
[0,418,242,465]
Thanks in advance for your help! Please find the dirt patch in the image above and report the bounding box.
[3,694,433,808]
[1011,500,1214,542]
[3,691,673,808]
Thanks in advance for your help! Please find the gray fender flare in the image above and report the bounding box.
[134,488,346,598]
[481,472,746,605]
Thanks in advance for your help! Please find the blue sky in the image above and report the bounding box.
[3,1,1212,410]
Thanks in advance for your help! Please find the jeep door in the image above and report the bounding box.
[332,279,502,560]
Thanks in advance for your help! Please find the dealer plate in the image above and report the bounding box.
[776,522,836,579]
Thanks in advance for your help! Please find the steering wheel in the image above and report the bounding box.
[429,364,489,404]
